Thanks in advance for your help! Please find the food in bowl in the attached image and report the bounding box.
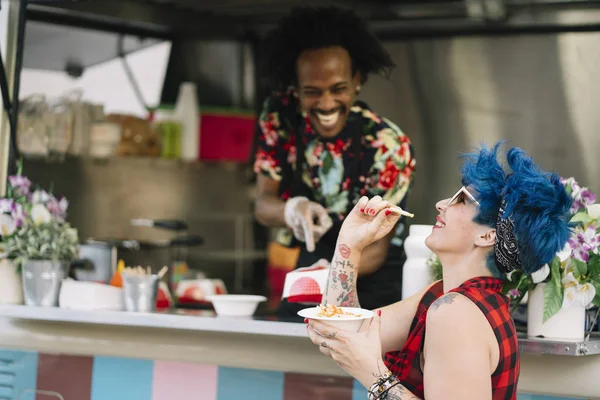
[206,294,266,317]
[316,304,363,318]
[298,305,374,332]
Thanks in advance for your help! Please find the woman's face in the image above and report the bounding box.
[295,46,360,139]
[425,186,486,255]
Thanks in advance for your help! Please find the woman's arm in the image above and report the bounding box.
[321,197,429,355]
[423,293,496,400]
[357,230,395,276]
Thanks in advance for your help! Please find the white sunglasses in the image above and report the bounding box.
[447,186,480,207]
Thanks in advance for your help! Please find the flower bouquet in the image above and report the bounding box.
[0,163,79,306]
[504,177,600,329]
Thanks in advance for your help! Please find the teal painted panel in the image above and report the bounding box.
[352,379,368,400]
[91,356,153,400]
[0,349,38,400]
[217,367,283,400]
[518,394,583,400]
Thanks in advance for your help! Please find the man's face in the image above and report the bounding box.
[296,46,360,139]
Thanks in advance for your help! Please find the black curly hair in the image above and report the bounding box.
[261,7,395,91]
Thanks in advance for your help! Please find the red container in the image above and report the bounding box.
[199,111,256,162]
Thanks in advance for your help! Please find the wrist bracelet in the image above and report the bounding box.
[380,380,403,400]
[367,371,396,400]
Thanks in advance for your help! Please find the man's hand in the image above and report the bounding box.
[284,197,333,252]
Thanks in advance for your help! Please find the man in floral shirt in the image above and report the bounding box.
[254,6,416,317]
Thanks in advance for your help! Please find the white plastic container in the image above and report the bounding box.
[59,279,124,311]
[298,306,374,332]
[175,82,200,162]
[402,224,435,299]
[206,294,266,317]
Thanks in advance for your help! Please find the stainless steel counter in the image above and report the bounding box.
[518,332,600,356]
[0,305,598,397]
[0,305,598,357]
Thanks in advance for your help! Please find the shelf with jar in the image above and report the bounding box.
[16,86,256,165]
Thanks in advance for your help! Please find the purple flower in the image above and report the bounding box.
[0,199,14,214]
[46,195,66,221]
[568,225,600,263]
[11,203,25,228]
[580,188,597,205]
[561,177,597,213]
[8,175,31,196]
[508,289,520,299]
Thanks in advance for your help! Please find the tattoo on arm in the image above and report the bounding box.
[332,259,358,307]
[322,243,360,307]
[430,293,459,311]
[384,385,421,400]
[338,244,351,258]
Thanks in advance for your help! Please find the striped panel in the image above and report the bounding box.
[217,367,283,400]
[0,350,38,400]
[36,353,93,400]
[283,373,353,400]
[518,395,583,400]
[152,361,217,400]
[91,356,153,400]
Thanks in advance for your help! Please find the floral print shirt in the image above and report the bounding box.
[254,90,416,247]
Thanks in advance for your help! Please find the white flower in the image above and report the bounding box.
[31,204,52,225]
[587,204,600,219]
[58,197,69,212]
[562,272,596,308]
[65,228,78,242]
[31,190,50,205]
[531,264,550,283]
[557,243,572,263]
[0,214,16,236]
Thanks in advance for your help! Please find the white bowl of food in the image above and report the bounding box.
[205,294,267,317]
[298,305,374,332]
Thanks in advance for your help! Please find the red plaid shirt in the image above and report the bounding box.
[384,277,519,399]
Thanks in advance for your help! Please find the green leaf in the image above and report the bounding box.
[572,259,588,278]
[588,254,600,278]
[543,258,564,323]
[570,212,592,224]
[591,281,600,307]
[543,279,564,322]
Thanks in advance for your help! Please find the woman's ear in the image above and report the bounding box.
[475,228,496,249]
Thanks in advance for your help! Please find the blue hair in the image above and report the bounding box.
[460,142,572,276]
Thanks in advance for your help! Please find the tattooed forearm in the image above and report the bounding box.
[332,260,358,307]
[383,385,421,400]
[430,293,458,311]
[322,243,361,307]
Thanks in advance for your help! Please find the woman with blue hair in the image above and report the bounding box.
[306,143,572,400]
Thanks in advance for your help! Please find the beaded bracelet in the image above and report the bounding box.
[367,371,398,400]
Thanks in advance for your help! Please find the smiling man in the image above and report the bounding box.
[254,6,416,319]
